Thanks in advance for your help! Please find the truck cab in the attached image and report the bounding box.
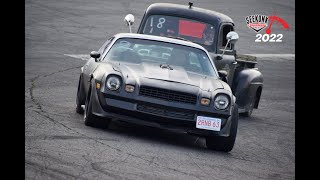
[124,2,263,116]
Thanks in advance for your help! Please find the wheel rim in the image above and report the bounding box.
[84,94,89,120]
[248,97,256,115]
[247,107,253,116]
[84,86,91,121]
[76,77,82,105]
[84,107,87,120]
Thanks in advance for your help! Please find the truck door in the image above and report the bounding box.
[214,23,237,88]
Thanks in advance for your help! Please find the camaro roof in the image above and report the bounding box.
[114,33,208,51]
[145,3,234,24]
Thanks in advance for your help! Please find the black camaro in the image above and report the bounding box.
[76,33,239,152]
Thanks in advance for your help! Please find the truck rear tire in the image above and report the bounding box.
[241,95,256,117]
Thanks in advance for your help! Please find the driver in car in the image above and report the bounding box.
[203,25,215,45]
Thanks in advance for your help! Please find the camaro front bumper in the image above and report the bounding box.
[90,86,235,137]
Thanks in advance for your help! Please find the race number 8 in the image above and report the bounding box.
[157,17,166,28]
[255,34,283,42]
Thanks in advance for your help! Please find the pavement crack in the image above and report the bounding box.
[43,66,82,78]
[28,65,82,112]
[29,75,42,111]
[187,152,208,180]
[25,159,89,180]
[121,154,130,164]
[25,135,120,142]
[90,162,132,180]
[32,109,128,154]
[148,156,155,166]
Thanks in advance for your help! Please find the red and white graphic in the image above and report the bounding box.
[246,14,289,42]
[245,14,269,33]
[265,15,289,34]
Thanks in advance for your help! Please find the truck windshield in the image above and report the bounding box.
[103,38,217,77]
[142,15,215,46]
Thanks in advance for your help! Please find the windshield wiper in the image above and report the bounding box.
[160,63,173,70]
[166,35,191,42]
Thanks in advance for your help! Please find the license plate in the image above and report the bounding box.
[196,116,221,131]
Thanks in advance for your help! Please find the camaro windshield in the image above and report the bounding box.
[103,38,217,77]
[142,15,215,46]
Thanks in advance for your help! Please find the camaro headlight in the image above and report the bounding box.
[106,76,121,91]
[214,94,229,110]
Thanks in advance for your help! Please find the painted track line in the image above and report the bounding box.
[64,54,90,61]
[64,53,295,61]
[245,54,295,61]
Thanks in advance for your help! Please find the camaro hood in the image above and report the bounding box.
[110,62,224,91]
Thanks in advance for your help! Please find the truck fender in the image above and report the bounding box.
[232,68,263,109]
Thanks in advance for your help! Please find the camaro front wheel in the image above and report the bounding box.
[84,82,110,129]
[206,104,238,152]
[76,76,85,114]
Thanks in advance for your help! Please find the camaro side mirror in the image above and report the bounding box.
[217,31,239,60]
[218,70,228,83]
[90,51,100,62]
[124,14,135,33]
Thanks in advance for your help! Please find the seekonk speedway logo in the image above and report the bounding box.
[245,14,268,33]
[245,14,289,42]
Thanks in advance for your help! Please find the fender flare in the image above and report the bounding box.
[232,68,263,108]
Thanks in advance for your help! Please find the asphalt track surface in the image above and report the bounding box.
[25,0,295,179]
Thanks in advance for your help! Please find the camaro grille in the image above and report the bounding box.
[139,86,197,105]
[137,104,195,120]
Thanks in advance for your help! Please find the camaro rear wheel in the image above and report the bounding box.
[84,83,110,129]
[206,104,238,152]
[76,76,85,114]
